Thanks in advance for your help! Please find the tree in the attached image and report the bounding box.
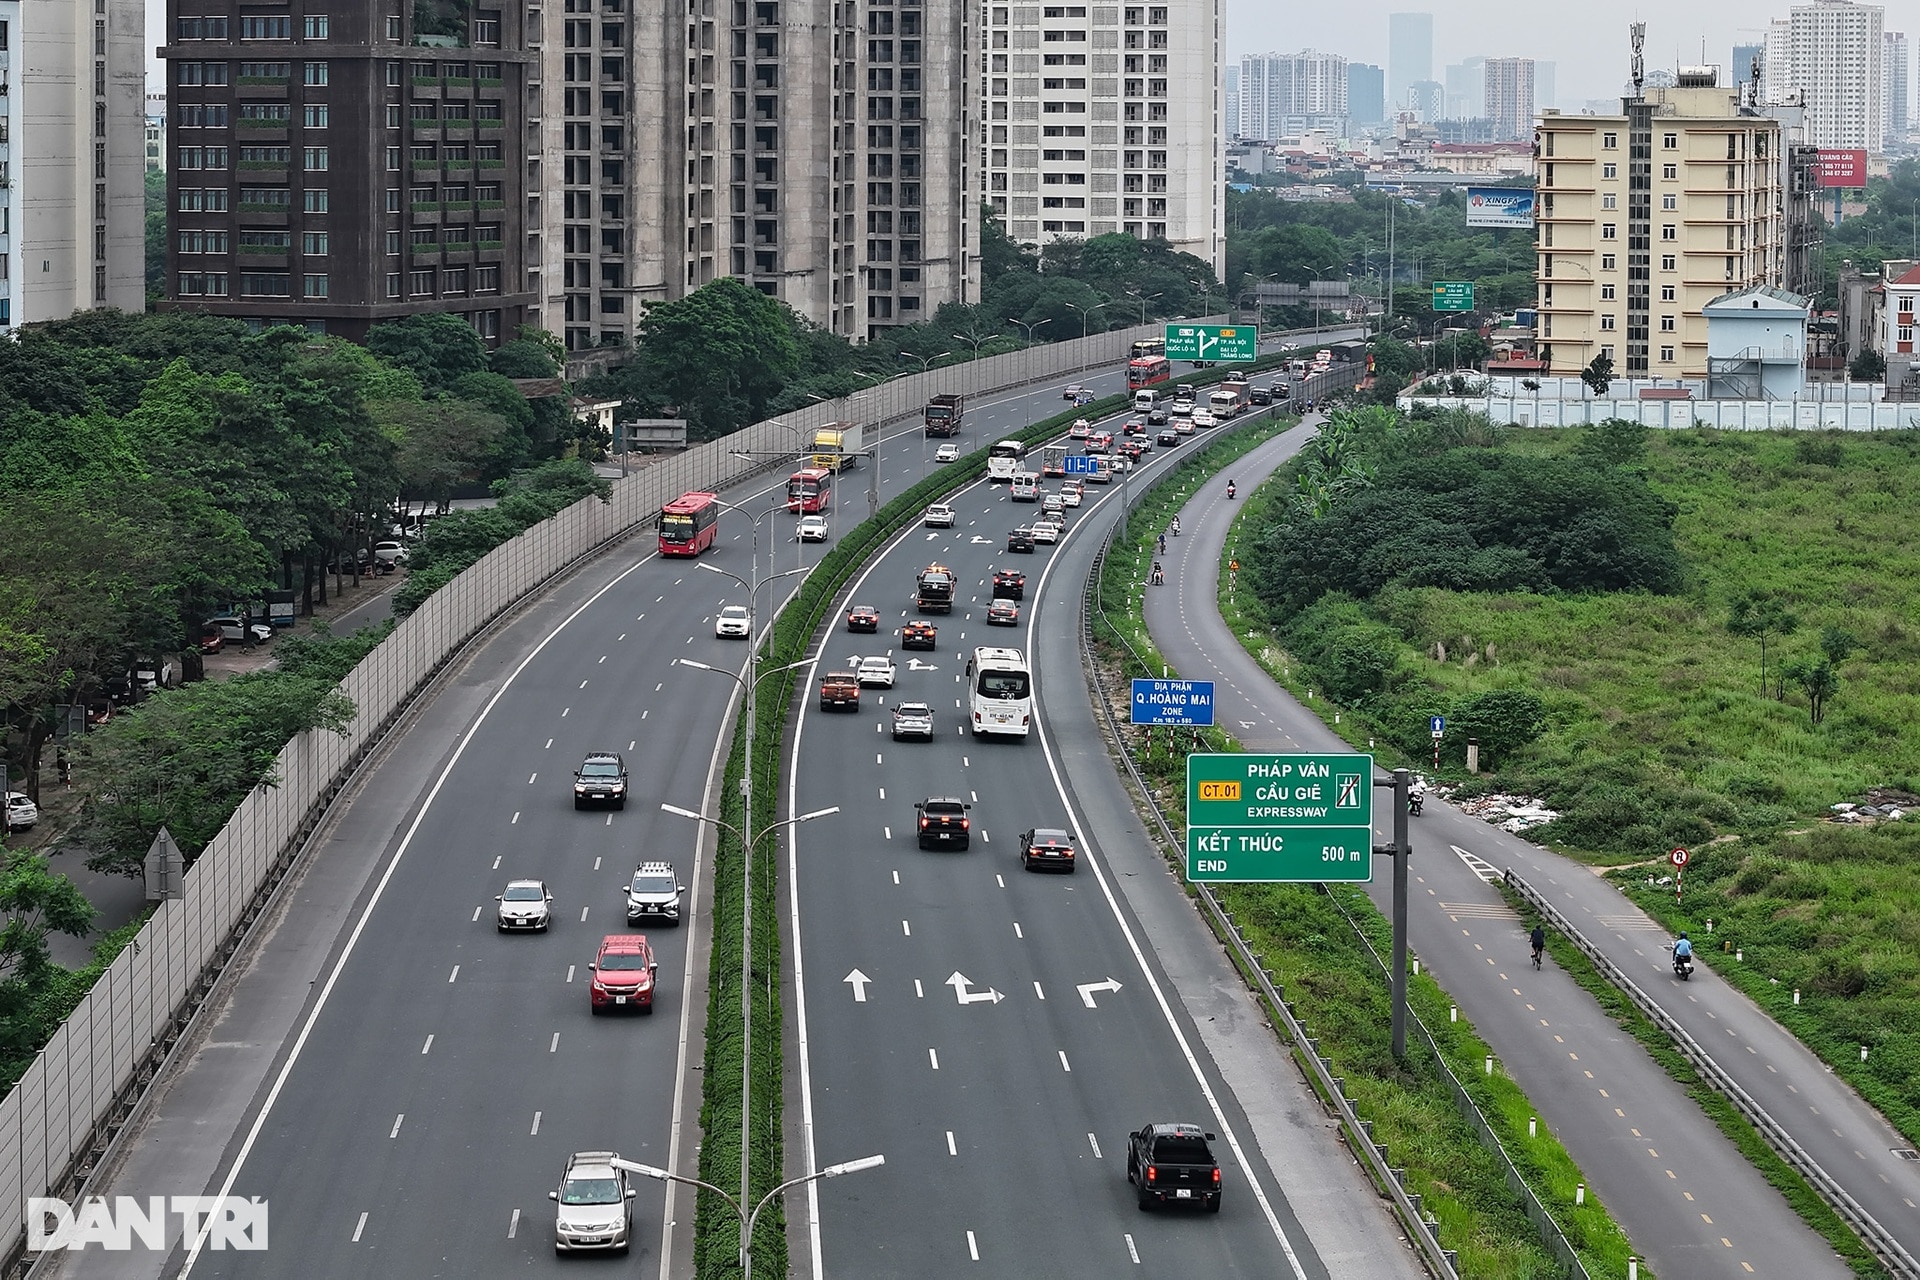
[489,339,561,379]
[1780,655,1840,725]
[980,203,1038,284]
[144,170,168,303]
[1820,626,1860,665]
[1581,354,1615,398]
[1848,348,1886,382]
[1449,689,1548,766]
[364,314,490,395]
[378,397,512,514]
[1726,594,1799,698]
[0,852,95,989]
[628,279,803,439]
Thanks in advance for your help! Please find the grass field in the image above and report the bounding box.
[1266,425,1920,1146]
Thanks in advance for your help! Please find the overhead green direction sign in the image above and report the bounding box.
[1186,752,1374,883]
[1164,324,1259,363]
[1431,281,1475,312]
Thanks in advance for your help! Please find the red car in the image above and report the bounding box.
[987,599,1020,626]
[902,620,937,650]
[589,935,657,1014]
[197,625,224,654]
[846,605,880,633]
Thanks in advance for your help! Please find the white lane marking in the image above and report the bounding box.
[879,786,885,799]
[421,1035,433,1054]
[642,709,650,720]
[390,1115,404,1138]
[892,870,900,884]
[995,873,1005,888]
[352,1212,367,1243]
[929,1048,940,1070]
[566,964,576,983]
[902,919,911,937]
[947,1131,957,1156]
[1059,1050,1072,1072]
[448,965,460,983]
[527,773,537,784]
[511,812,519,825]
[580,906,590,921]
[561,708,569,717]
[178,540,685,1279]
[1034,982,1046,1000]
[471,906,481,922]
[914,979,924,998]
[845,970,871,1002]
[550,1033,560,1053]
[967,1230,979,1261]
[531,1111,542,1135]
[544,738,553,749]
[1088,1133,1102,1158]
[598,655,607,664]
[884,826,892,840]
[579,680,589,688]
[1077,978,1123,1008]
[1013,922,1023,938]
[1124,1233,1140,1264]
[593,856,602,871]
[507,1208,519,1239]
[493,854,502,868]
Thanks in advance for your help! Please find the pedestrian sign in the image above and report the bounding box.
[1186,752,1374,883]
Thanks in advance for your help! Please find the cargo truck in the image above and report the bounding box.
[811,422,864,472]
[923,394,964,436]
[1040,444,1069,478]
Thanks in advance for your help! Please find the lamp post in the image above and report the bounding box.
[611,1154,883,1280]
[1066,301,1106,341]
[950,330,997,361]
[1004,317,1052,427]
[1124,290,1163,327]
[899,349,951,373]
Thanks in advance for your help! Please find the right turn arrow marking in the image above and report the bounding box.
[1077,978,1123,1008]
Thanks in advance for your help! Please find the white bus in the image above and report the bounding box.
[987,439,1026,482]
[966,646,1033,738]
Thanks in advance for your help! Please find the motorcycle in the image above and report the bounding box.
[1169,518,1181,537]
[1226,483,1237,499]
[1672,951,1693,981]
[1407,790,1423,816]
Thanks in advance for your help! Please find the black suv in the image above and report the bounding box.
[992,568,1026,600]
[573,752,629,810]
[914,798,972,849]
[1007,527,1035,554]
[1126,1123,1222,1212]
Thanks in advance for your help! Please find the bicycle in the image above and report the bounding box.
[1529,925,1545,971]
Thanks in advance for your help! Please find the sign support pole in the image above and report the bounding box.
[1391,767,1410,1061]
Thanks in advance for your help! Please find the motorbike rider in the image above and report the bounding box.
[1158,533,1167,554]
[1672,932,1694,967]
[1226,478,1237,498]
[1169,516,1181,536]
[1150,561,1165,587]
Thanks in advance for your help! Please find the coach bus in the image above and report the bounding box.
[1129,337,1166,360]
[966,646,1033,738]
[1127,354,1171,390]
[786,466,833,514]
[658,492,720,556]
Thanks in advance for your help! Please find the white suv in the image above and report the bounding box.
[924,503,956,528]
[715,605,751,638]
[626,861,684,925]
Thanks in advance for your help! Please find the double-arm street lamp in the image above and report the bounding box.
[898,349,951,373]
[610,1154,884,1280]
[1003,317,1053,430]
[1125,290,1163,326]
[1066,300,1107,341]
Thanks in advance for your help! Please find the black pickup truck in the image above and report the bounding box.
[1126,1123,1221,1212]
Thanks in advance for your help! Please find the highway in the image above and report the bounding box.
[55,367,1146,1280]
[1147,423,1870,1279]
[783,397,1424,1277]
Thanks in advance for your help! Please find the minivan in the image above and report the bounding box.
[1133,389,1161,413]
[1009,472,1040,501]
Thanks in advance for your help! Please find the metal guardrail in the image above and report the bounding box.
[1505,870,1920,1280]
[1077,440,1461,1280]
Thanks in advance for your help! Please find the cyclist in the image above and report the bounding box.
[1529,924,1545,969]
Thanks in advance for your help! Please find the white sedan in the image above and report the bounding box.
[934,442,960,463]
[1060,484,1084,508]
[924,503,957,528]
[1069,418,1092,439]
[854,655,896,688]
[1191,409,1217,428]
[798,515,830,542]
[1030,520,1062,544]
[714,605,751,639]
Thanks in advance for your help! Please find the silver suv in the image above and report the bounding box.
[549,1150,635,1254]
[625,861,684,926]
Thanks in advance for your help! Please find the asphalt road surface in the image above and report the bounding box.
[1147,421,1873,1279]
[782,401,1425,1279]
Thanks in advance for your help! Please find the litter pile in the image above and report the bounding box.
[1828,788,1917,825]
[1438,789,1561,834]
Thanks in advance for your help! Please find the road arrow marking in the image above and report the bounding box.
[970,535,994,545]
[946,971,1004,1005]
[1077,977,1123,1008]
[844,969,871,1002]
[907,658,939,671]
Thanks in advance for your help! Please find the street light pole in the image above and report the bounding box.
[611,1154,884,1280]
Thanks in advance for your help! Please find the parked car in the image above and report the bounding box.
[196,625,224,654]
[372,540,410,566]
[5,793,38,833]
[714,605,752,639]
[205,615,274,646]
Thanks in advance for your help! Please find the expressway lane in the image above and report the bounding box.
[785,407,1426,1278]
[55,364,1141,1280]
[1148,425,1853,1279]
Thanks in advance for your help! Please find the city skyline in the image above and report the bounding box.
[1223,0,1900,110]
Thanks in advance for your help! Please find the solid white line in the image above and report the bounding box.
[946,1130,957,1156]
[178,541,678,1277]
[351,1212,367,1243]
[967,1229,979,1261]
[390,1114,403,1138]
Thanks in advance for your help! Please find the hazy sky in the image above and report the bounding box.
[1226,1,1788,108]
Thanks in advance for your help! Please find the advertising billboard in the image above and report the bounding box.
[1815,149,1868,188]
[1465,187,1535,229]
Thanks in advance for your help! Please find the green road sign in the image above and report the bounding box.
[1431,281,1475,312]
[1164,323,1259,363]
[1186,752,1374,883]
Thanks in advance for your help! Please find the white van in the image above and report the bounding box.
[1009,472,1040,502]
[1133,389,1161,413]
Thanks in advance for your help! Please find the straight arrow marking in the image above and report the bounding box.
[1077,977,1123,1008]
[844,969,871,1002]
[946,971,1005,1005]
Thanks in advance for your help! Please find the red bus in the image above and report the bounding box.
[658,492,720,556]
[1128,355,1172,390]
[786,466,833,514]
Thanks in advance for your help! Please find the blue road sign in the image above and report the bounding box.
[1132,679,1216,726]
[1430,715,1446,738]
[1062,454,1099,475]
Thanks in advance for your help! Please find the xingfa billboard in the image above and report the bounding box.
[1465,187,1535,229]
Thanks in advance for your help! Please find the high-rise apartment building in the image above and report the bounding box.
[1238,50,1347,142]
[1762,0,1885,152]
[1224,65,1239,140]
[1483,57,1534,141]
[1534,71,1818,380]
[1443,57,1484,121]
[1536,61,1554,113]
[160,0,537,342]
[0,0,147,334]
[1406,79,1442,121]
[979,0,1223,278]
[1387,12,1431,115]
[1886,30,1909,141]
[1348,62,1384,126]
